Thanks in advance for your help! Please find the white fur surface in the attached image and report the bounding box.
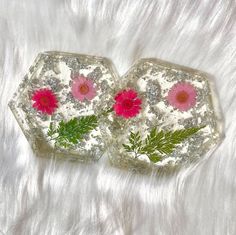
[0,0,236,234]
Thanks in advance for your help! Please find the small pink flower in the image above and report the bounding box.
[167,82,197,111]
[32,88,58,115]
[71,76,96,101]
[113,89,142,119]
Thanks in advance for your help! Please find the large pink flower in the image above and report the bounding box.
[113,89,142,119]
[71,76,96,101]
[32,88,58,115]
[167,82,197,111]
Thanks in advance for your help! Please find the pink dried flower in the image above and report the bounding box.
[71,76,96,101]
[167,82,197,111]
[32,88,58,115]
[113,89,142,119]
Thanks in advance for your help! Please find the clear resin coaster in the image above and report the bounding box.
[103,59,224,173]
[9,51,119,162]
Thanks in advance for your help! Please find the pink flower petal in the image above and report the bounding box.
[85,90,96,100]
[31,88,58,115]
[133,98,142,106]
[114,92,125,102]
[167,82,197,112]
[113,89,142,119]
[71,76,97,102]
[125,89,137,99]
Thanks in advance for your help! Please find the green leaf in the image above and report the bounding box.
[143,126,205,155]
[48,115,98,148]
[47,122,57,138]
[76,115,98,136]
[122,144,132,152]
[55,136,74,148]
[148,154,162,163]
[123,126,205,163]
[122,131,143,156]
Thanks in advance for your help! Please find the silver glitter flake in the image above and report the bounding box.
[146,79,161,105]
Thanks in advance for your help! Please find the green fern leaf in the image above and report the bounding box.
[48,115,98,148]
[143,126,205,155]
[148,154,162,163]
[122,144,132,152]
[123,126,205,163]
[47,122,57,138]
[122,131,143,156]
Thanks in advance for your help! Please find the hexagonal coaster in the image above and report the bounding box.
[104,59,224,173]
[9,51,119,162]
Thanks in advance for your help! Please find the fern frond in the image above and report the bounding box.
[123,126,205,163]
[47,115,98,148]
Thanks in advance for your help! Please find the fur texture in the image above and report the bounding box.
[0,0,236,234]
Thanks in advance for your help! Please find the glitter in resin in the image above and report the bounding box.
[9,53,223,171]
[104,59,224,173]
[9,51,119,162]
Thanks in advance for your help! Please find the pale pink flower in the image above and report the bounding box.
[167,82,197,111]
[71,76,96,101]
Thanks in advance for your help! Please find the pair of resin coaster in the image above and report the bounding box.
[9,51,223,172]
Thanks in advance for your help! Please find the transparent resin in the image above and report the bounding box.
[9,51,119,162]
[104,59,224,173]
[9,52,223,169]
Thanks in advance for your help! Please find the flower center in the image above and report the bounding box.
[176,91,189,103]
[40,96,49,106]
[79,83,90,95]
[122,99,133,109]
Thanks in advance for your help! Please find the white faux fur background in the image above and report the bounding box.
[0,0,236,234]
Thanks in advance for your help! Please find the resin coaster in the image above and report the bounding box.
[103,59,224,173]
[9,51,118,161]
[9,52,223,170]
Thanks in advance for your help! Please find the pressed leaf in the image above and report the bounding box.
[148,154,162,163]
[48,115,98,148]
[123,126,205,163]
[47,122,57,138]
[144,126,205,155]
[122,144,132,152]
